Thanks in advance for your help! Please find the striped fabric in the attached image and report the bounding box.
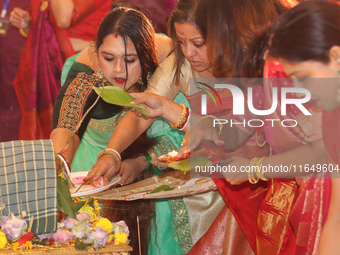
[0,140,58,235]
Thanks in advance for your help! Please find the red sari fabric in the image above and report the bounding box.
[188,86,270,254]
[14,1,64,140]
[14,0,110,140]
[257,60,331,255]
[322,108,340,165]
[66,0,112,41]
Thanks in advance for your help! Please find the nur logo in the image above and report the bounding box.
[197,82,222,115]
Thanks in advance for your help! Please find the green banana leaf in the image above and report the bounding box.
[148,185,174,194]
[93,86,152,118]
[168,155,213,172]
[57,176,76,219]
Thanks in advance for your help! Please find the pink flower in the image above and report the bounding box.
[113,221,129,237]
[87,227,109,250]
[0,216,9,228]
[71,213,91,238]
[52,229,74,243]
[76,212,90,221]
[1,213,27,241]
[63,217,75,229]
[37,233,51,242]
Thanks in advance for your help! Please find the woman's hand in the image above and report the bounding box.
[221,156,250,185]
[130,92,166,117]
[116,156,147,185]
[10,8,31,30]
[84,155,147,185]
[176,117,225,160]
[130,92,185,126]
[84,154,119,184]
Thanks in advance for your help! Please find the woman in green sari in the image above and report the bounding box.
[51,7,192,255]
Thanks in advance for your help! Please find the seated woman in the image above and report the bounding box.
[51,7,191,255]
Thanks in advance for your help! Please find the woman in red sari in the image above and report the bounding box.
[268,1,340,254]
[9,0,112,140]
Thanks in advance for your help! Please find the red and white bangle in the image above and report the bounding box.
[57,153,71,176]
[178,108,191,131]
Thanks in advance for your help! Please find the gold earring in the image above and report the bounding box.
[137,77,143,85]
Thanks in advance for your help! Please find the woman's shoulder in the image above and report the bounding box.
[74,46,99,70]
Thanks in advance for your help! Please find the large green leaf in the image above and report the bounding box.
[93,86,152,118]
[88,198,95,209]
[75,238,87,251]
[168,155,213,172]
[57,176,76,219]
[75,201,86,212]
[148,185,174,194]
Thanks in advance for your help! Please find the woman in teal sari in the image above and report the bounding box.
[51,7,192,255]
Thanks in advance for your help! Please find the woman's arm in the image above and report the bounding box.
[50,128,80,163]
[84,111,154,182]
[318,177,340,255]
[221,139,327,184]
[50,0,74,28]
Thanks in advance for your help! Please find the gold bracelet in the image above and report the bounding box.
[248,157,259,184]
[255,132,267,148]
[200,115,223,135]
[255,156,269,181]
[170,104,188,128]
[97,149,121,170]
[19,28,28,38]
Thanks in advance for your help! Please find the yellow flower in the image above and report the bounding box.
[11,242,20,251]
[114,232,127,245]
[23,241,32,249]
[94,218,113,233]
[108,234,114,242]
[0,231,7,249]
[78,205,97,222]
[94,200,101,212]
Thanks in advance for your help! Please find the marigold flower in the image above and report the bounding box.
[94,218,112,233]
[114,232,127,245]
[0,231,7,249]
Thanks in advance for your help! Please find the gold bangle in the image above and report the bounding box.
[248,157,259,184]
[19,28,28,38]
[97,149,121,170]
[255,156,269,181]
[170,104,188,128]
[255,132,267,148]
[200,115,223,135]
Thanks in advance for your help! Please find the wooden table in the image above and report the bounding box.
[2,243,133,255]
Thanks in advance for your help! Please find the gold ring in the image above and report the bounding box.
[181,139,186,146]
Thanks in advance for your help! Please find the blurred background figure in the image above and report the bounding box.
[0,0,29,142]
[114,0,177,33]
[9,0,112,140]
